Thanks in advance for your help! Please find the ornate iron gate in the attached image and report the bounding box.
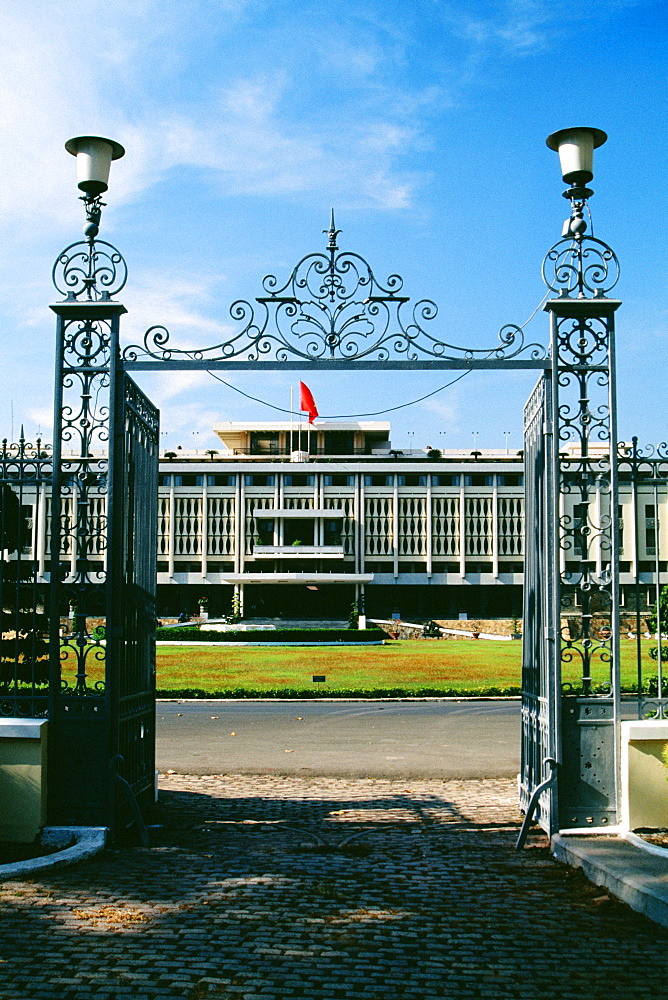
[617,439,668,720]
[520,375,559,832]
[108,373,159,827]
[37,131,624,837]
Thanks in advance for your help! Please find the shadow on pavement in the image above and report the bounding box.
[1,775,667,1000]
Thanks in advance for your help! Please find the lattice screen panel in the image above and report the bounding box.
[284,497,315,510]
[399,497,427,556]
[207,496,235,556]
[46,496,73,556]
[158,496,170,556]
[174,497,202,556]
[465,497,492,556]
[431,496,459,556]
[365,496,393,556]
[87,495,107,555]
[498,497,524,556]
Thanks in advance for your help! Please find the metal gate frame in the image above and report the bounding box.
[41,195,622,836]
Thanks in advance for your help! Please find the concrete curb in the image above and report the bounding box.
[552,832,668,929]
[0,826,107,880]
[156,695,523,703]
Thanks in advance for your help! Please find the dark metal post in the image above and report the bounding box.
[542,249,621,829]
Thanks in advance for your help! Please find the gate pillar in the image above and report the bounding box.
[520,127,623,835]
[547,294,621,830]
[47,139,158,835]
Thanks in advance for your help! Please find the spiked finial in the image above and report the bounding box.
[324,208,341,251]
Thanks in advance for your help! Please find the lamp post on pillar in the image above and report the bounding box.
[48,137,159,837]
[542,126,622,830]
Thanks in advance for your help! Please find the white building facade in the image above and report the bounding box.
[147,421,667,622]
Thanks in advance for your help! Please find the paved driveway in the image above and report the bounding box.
[2,773,668,999]
[156,699,520,778]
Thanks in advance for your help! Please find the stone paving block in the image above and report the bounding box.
[2,775,668,999]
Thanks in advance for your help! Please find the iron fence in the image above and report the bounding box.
[0,433,52,718]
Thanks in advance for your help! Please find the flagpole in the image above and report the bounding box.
[290,385,293,455]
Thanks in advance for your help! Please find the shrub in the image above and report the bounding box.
[155,627,384,643]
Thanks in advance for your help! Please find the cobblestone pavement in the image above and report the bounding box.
[2,774,668,999]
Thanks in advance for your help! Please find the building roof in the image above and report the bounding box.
[212,421,390,432]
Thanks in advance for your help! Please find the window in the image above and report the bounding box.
[497,474,523,487]
[464,474,494,487]
[646,504,657,556]
[323,474,355,487]
[323,430,355,455]
[250,431,280,455]
[283,474,315,487]
[283,520,314,546]
[433,474,460,487]
[323,520,342,546]
[207,474,236,487]
[254,518,275,545]
[245,474,276,487]
[364,474,393,487]
[397,475,427,487]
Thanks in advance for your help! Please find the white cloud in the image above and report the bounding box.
[440,0,641,58]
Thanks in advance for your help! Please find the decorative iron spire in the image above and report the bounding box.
[324,208,341,252]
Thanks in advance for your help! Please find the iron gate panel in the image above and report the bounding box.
[108,373,159,823]
[520,375,559,834]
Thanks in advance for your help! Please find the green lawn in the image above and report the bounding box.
[147,638,659,697]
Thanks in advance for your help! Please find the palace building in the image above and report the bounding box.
[11,420,665,623]
[149,421,666,622]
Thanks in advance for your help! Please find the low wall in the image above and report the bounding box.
[621,721,668,831]
[0,719,48,843]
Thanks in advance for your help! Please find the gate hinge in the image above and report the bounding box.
[545,626,555,641]
[543,421,553,436]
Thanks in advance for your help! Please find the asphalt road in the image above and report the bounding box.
[156,699,521,779]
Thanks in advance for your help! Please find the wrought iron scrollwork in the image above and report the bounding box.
[123,216,547,365]
[53,239,127,301]
[616,438,668,715]
[542,234,620,298]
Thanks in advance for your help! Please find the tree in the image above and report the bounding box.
[205,449,219,462]
[648,584,668,635]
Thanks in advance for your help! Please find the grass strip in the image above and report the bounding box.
[151,638,660,698]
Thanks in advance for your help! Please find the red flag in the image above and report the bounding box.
[299,381,318,424]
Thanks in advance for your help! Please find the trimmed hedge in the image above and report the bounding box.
[156,685,524,699]
[155,626,384,643]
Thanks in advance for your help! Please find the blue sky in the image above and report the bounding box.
[0,0,666,454]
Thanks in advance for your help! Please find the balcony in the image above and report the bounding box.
[265,508,346,518]
[251,545,345,559]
